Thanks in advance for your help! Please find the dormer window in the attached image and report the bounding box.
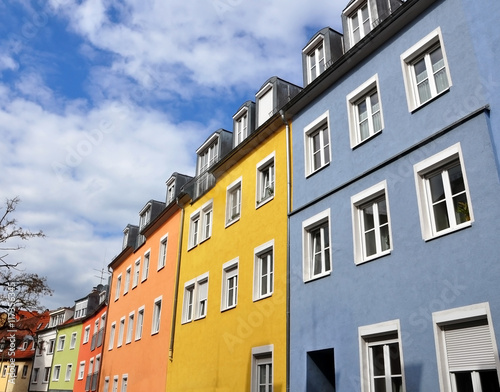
[234,110,248,147]
[139,206,151,230]
[122,228,129,250]
[256,83,273,127]
[304,39,326,83]
[347,1,372,45]
[166,179,176,204]
[198,137,219,174]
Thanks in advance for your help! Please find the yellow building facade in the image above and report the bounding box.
[167,120,290,391]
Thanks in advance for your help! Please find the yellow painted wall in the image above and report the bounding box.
[167,124,288,391]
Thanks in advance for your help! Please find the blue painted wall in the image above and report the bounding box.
[289,0,500,390]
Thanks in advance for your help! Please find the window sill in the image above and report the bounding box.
[410,88,450,113]
[305,162,330,179]
[225,216,240,228]
[221,305,237,313]
[304,270,331,283]
[253,293,273,302]
[351,129,383,150]
[355,249,391,265]
[256,196,274,209]
[423,221,472,242]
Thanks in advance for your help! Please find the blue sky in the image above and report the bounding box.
[0,0,345,310]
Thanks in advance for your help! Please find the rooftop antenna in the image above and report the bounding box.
[94,250,110,285]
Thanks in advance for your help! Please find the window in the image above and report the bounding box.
[57,335,66,351]
[401,28,451,111]
[253,240,274,301]
[133,258,141,288]
[135,307,144,341]
[158,235,168,270]
[188,200,213,249]
[124,266,131,294]
[83,326,90,343]
[414,143,473,240]
[257,83,273,127]
[251,345,273,392]
[198,137,219,173]
[48,338,55,354]
[78,362,85,380]
[234,109,249,146]
[433,303,500,392]
[70,332,77,349]
[121,375,128,392]
[352,181,392,264]
[114,274,122,301]
[22,365,28,378]
[65,364,72,381]
[2,365,6,377]
[117,318,125,347]
[108,322,116,350]
[43,367,50,383]
[226,178,242,225]
[122,228,129,250]
[166,178,176,204]
[126,312,134,344]
[142,250,150,281]
[304,111,330,176]
[182,273,209,323]
[103,377,110,392]
[21,341,28,350]
[302,209,331,281]
[75,299,88,319]
[139,204,151,230]
[221,259,239,311]
[359,320,406,392]
[112,376,118,392]
[32,368,39,383]
[305,38,326,83]
[152,297,162,334]
[347,75,384,147]
[347,1,372,45]
[256,153,275,206]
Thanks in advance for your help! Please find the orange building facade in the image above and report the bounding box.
[99,182,186,391]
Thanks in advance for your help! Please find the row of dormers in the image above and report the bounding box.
[119,0,406,253]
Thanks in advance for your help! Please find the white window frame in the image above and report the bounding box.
[182,273,209,323]
[347,74,384,148]
[48,339,55,354]
[256,152,275,207]
[151,296,162,335]
[132,258,141,288]
[432,302,500,392]
[141,250,150,282]
[121,374,128,392]
[32,367,39,383]
[114,274,122,301]
[43,367,50,383]
[346,0,373,46]
[126,311,134,344]
[123,266,131,294]
[413,143,473,241]
[304,111,331,177]
[83,326,90,344]
[117,317,125,347]
[52,365,61,381]
[57,335,66,351]
[401,27,452,112]
[221,258,239,311]
[135,306,144,341]
[256,83,274,127]
[166,178,176,204]
[108,322,116,350]
[226,178,242,226]
[359,319,406,392]
[65,363,72,381]
[351,180,392,264]
[251,345,274,392]
[197,136,219,174]
[112,376,118,392]
[158,234,168,270]
[234,107,249,147]
[303,34,326,84]
[302,209,332,282]
[103,377,110,392]
[253,240,274,301]
[70,332,77,349]
[78,362,85,380]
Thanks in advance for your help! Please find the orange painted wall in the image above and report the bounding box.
[74,306,106,392]
[98,206,181,391]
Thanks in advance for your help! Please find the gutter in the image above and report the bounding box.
[168,201,186,361]
[280,110,292,392]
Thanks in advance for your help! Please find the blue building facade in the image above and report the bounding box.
[287,0,500,390]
